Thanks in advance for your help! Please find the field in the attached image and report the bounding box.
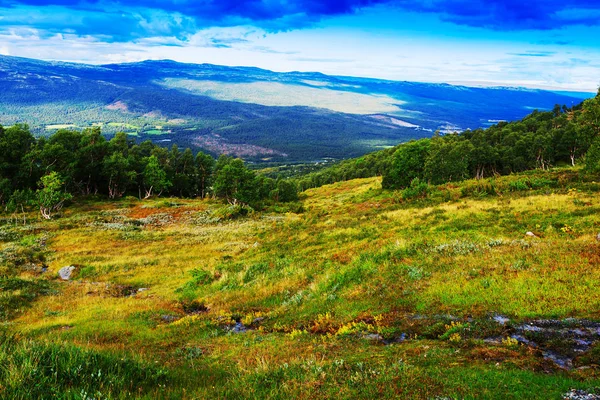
[2,168,600,399]
[159,79,404,115]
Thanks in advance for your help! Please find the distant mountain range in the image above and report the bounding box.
[0,55,593,163]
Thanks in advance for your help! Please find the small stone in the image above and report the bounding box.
[161,315,179,323]
[225,322,247,334]
[525,231,537,238]
[596,233,600,242]
[137,288,149,293]
[58,266,76,281]
[363,333,384,341]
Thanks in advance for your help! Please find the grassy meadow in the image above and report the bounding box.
[2,168,600,399]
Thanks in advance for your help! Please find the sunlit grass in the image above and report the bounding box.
[2,170,600,398]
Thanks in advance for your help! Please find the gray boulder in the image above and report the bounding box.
[58,266,75,280]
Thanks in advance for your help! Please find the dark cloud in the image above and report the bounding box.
[0,0,390,41]
[393,0,600,31]
[1,0,599,41]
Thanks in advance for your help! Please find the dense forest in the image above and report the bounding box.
[294,91,600,191]
[0,127,299,218]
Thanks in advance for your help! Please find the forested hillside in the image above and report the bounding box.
[2,91,600,220]
[293,90,600,191]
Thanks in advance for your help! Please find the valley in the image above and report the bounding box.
[0,55,592,163]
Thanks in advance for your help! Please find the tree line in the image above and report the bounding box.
[2,91,600,218]
[0,127,298,218]
[293,91,600,191]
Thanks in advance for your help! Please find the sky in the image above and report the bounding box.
[0,0,599,91]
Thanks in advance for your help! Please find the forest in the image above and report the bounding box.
[1,91,600,219]
[294,91,600,191]
[0,127,299,218]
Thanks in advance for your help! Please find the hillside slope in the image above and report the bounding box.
[0,55,591,162]
[2,168,600,398]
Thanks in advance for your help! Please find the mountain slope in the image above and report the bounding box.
[2,169,600,398]
[0,55,592,162]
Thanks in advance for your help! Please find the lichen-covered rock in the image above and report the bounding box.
[58,266,75,280]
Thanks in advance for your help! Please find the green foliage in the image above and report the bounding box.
[143,155,171,198]
[584,137,600,174]
[0,125,296,211]
[103,152,136,199]
[401,178,430,200]
[424,135,474,184]
[196,151,215,198]
[213,156,264,206]
[271,179,299,202]
[36,172,72,219]
[382,139,431,189]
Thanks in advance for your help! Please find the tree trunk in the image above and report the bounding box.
[40,207,51,220]
[144,186,153,199]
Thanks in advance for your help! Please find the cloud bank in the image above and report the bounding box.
[1,0,600,41]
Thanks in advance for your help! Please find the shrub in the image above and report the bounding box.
[509,179,530,192]
[584,138,600,174]
[190,268,217,285]
[402,178,430,200]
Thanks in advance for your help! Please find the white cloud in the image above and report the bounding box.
[0,9,598,92]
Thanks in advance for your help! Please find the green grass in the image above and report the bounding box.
[1,168,600,398]
[107,122,140,130]
[0,335,170,399]
[144,129,167,135]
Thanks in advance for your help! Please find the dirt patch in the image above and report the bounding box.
[194,133,288,158]
[106,101,129,112]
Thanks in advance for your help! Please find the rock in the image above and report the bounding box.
[596,233,600,242]
[161,315,179,323]
[382,333,407,345]
[226,322,247,334]
[137,288,149,293]
[363,333,384,341]
[563,389,600,400]
[525,231,537,238]
[493,315,510,326]
[58,266,76,280]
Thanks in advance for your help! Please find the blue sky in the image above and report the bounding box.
[0,0,599,91]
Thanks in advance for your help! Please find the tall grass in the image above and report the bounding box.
[0,334,169,399]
